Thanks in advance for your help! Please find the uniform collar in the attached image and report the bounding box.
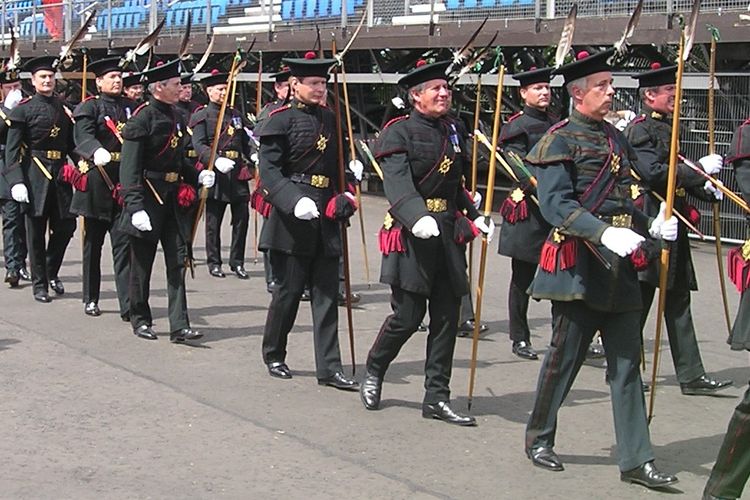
[34,92,56,103]
[570,109,605,131]
[149,96,174,114]
[99,93,119,103]
[643,105,667,121]
[522,105,549,121]
[291,98,318,113]
[412,110,443,127]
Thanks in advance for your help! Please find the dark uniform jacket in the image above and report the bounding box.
[498,105,554,263]
[376,112,480,297]
[624,106,714,290]
[189,102,252,203]
[3,93,76,218]
[70,93,136,221]
[175,99,201,125]
[726,119,750,351]
[256,99,343,258]
[116,97,199,243]
[526,110,652,312]
[0,104,13,200]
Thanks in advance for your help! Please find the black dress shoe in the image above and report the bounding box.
[422,401,477,426]
[513,341,539,360]
[300,288,311,301]
[49,279,64,295]
[702,489,734,500]
[232,265,249,280]
[360,371,383,410]
[526,446,564,471]
[318,371,359,391]
[621,461,678,489]
[18,267,31,281]
[208,265,226,278]
[170,328,203,343]
[33,291,51,303]
[267,362,292,379]
[84,301,101,316]
[5,269,19,288]
[681,374,733,395]
[133,324,157,340]
[417,322,427,332]
[121,312,131,323]
[266,280,278,294]
[587,342,606,359]
[457,319,488,337]
[337,291,361,306]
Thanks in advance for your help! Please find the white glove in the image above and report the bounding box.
[348,159,364,182]
[214,157,235,174]
[293,197,320,220]
[10,184,29,203]
[198,170,215,188]
[472,191,482,210]
[600,227,644,257]
[131,210,152,232]
[3,88,22,110]
[391,96,405,110]
[614,110,636,131]
[698,153,723,175]
[648,201,679,241]
[411,215,440,239]
[93,147,111,167]
[474,215,495,242]
[704,179,724,200]
[250,152,259,165]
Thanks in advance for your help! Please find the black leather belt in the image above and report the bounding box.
[289,173,330,188]
[144,170,180,183]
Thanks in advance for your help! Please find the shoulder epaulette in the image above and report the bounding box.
[382,115,408,130]
[506,111,523,123]
[650,110,663,120]
[193,104,206,113]
[132,102,149,116]
[17,97,31,106]
[630,115,647,125]
[269,103,291,117]
[548,119,569,133]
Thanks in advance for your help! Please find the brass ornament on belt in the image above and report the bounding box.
[77,159,90,174]
[437,156,453,175]
[552,228,565,243]
[383,212,394,230]
[316,134,328,152]
[49,125,61,138]
[510,187,525,203]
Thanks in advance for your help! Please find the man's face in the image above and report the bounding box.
[124,84,144,101]
[410,78,452,118]
[97,71,122,96]
[154,77,181,105]
[274,81,289,101]
[206,83,226,105]
[646,84,676,114]
[293,76,327,106]
[31,70,55,96]
[0,81,22,99]
[573,71,615,120]
[520,82,551,111]
[178,83,193,102]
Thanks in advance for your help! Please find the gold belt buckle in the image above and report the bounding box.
[110,151,121,162]
[187,150,198,158]
[46,150,61,160]
[426,198,447,212]
[611,214,632,228]
[224,150,239,160]
[310,174,329,188]
[164,172,179,182]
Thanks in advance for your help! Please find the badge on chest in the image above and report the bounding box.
[438,155,453,175]
[316,134,328,152]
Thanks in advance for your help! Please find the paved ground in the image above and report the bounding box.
[0,194,747,499]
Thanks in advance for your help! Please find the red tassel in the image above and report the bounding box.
[325,196,338,219]
[728,246,750,292]
[177,183,196,208]
[195,161,205,171]
[112,183,124,207]
[500,197,528,224]
[237,165,253,181]
[250,190,271,217]
[539,238,577,273]
[60,163,88,191]
[685,203,701,227]
[378,227,404,255]
[630,246,650,271]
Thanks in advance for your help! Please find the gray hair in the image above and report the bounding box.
[147,82,159,94]
[565,76,587,97]
[639,86,656,101]
[406,82,427,106]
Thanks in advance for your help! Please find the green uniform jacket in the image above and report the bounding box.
[623,107,714,290]
[376,112,480,297]
[526,110,651,312]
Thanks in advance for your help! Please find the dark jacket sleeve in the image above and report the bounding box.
[73,100,104,159]
[190,109,212,166]
[258,133,304,215]
[119,114,148,215]
[3,106,27,186]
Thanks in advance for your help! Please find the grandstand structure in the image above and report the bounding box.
[3,0,750,240]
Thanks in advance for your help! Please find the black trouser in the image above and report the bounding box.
[1,199,27,271]
[508,259,537,343]
[82,217,130,315]
[366,279,461,405]
[639,282,705,384]
[204,198,249,268]
[525,300,654,472]
[26,188,76,294]
[262,249,343,379]
[704,381,750,499]
[459,292,474,324]
[128,217,189,333]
